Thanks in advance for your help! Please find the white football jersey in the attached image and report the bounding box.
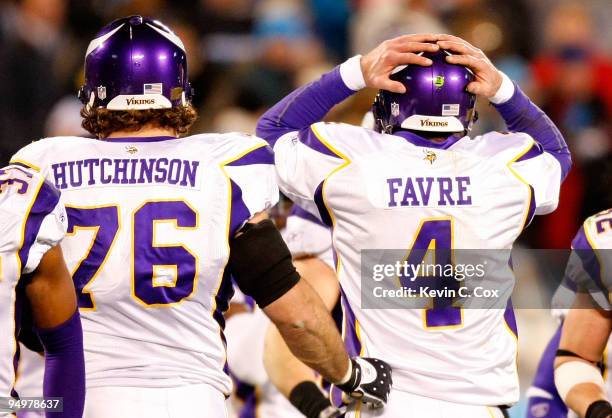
[0,165,66,406]
[273,122,562,406]
[11,133,278,394]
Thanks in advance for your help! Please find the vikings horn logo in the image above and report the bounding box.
[125,145,138,154]
[423,149,437,164]
[434,76,445,90]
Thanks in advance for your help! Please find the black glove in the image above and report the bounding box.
[337,357,392,408]
[289,381,345,418]
[586,400,612,418]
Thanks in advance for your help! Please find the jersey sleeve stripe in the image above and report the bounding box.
[514,141,544,163]
[289,204,326,227]
[296,125,345,159]
[507,142,536,231]
[313,180,333,227]
[220,142,272,237]
[224,144,274,166]
[503,299,518,340]
[17,180,62,272]
[329,291,364,407]
[227,179,252,237]
[9,159,41,173]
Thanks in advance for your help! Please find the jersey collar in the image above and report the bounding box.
[393,130,464,150]
[101,136,178,143]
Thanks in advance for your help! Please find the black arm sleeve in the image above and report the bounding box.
[228,219,301,308]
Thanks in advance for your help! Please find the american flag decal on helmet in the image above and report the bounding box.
[144,83,163,95]
[442,104,460,116]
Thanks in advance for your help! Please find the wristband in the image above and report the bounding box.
[289,381,332,418]
[488,71,514,104]
[586,400,612,418]
[339,55,366,91]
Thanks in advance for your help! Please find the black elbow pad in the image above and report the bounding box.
[228,219,300,308]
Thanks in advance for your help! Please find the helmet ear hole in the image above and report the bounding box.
[373,93,391,134]
[77,86,89,104]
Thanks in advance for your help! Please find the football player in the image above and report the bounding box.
[256,33,570,417]
[0,165,84,418]
[10,16,391,417]
[553,209,612,418]
[226,205,340,418]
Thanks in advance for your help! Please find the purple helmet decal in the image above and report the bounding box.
[373,50,476,134]
[78,15,193,111]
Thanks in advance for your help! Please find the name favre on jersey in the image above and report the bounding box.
[386,176,473,207]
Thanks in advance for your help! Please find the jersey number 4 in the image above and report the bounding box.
[405,218,463,329]
[66,200,198,309]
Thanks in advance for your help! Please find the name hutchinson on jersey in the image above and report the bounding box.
[51,157,200,189]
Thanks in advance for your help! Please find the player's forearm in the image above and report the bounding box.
[263,280,350,384]
[264,323,320,397]
[564,383,609,418]
[256,57,364,146]
[37,310,85,418]
[491,74,571,180]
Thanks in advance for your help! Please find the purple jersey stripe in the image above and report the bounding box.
[102,136,177,143]
[17,180,61,270]
[525,184,536,228]
[213,269,235,332]
[225,145,274,166]
[10,289,25,399]
[228,179,253,237]
[298,126,342,158]
[313,181,333,227]
[330,290,362,407]
[516,142,544,162]
[503,298,518,339]
[340,291,362,357]
[288,204,326,228]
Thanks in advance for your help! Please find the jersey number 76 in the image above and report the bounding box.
[66,200,198,309]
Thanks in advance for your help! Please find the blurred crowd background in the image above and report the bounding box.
[1,0,612,415]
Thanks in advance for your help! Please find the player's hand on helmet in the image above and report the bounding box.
[337,357,393,409]
[361,34,440,93]
[436,34,503,98]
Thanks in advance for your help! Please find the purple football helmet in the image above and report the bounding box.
[78,15,193,110]
[373,49,476,134]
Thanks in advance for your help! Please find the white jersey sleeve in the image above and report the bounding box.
[452,131,562,216]
[0,165,67,274]
[223,138,279,224]
[507,135,562,215]
[273,124,346,221]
